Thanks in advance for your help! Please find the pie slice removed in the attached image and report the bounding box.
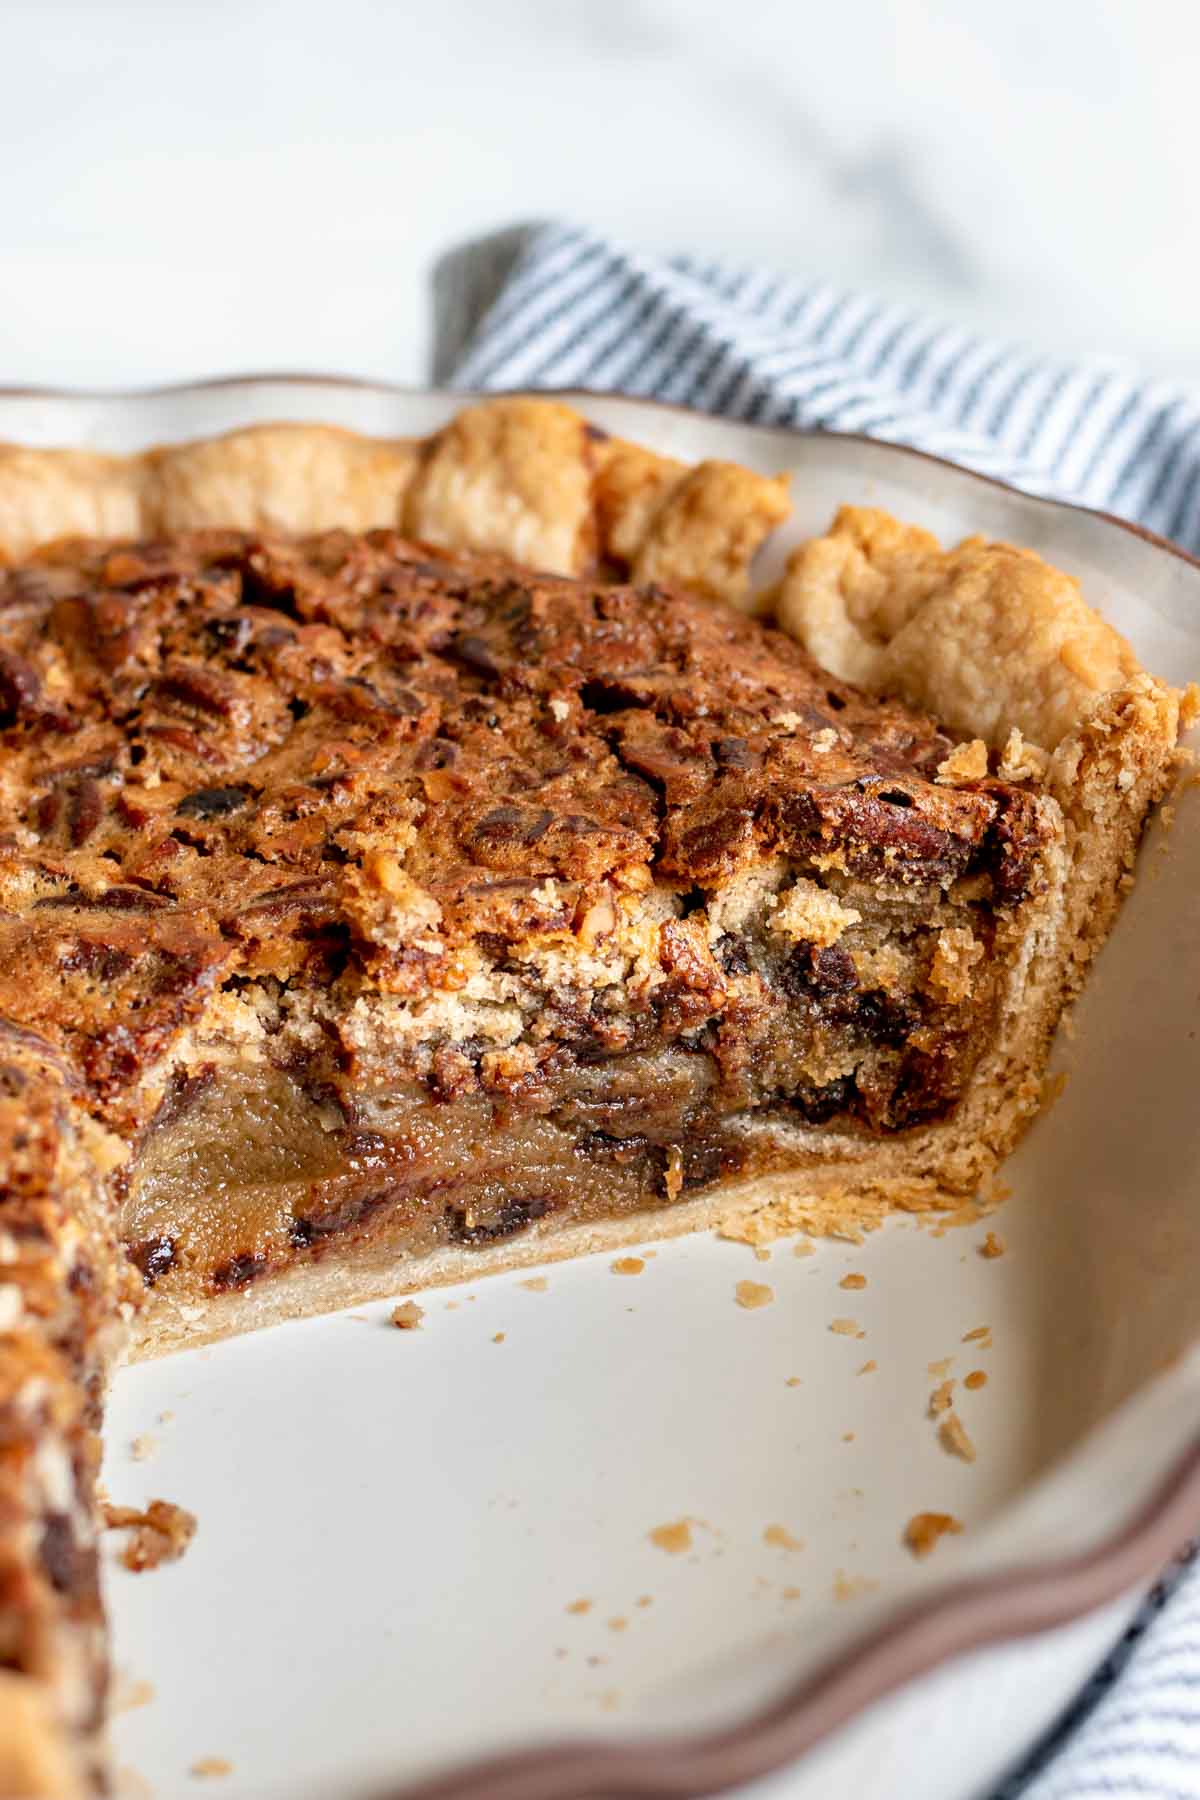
[0,397,1185,1792]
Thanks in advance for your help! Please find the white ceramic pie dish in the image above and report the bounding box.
[2,379,1196,1800]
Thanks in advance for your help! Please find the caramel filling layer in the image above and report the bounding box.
[120,888,1002,1298]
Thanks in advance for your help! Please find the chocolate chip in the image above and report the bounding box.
[445,1195,554,1244]
[203,613,255,654]
[128,1236,177,1286]
[855,988,917,1048]
[176,784,253,820]
[716,935,751,976]
[211,1252,267,1292]
[576,1131,651,1167]
[289,1186,392,1247]
[790,1076,856,1124]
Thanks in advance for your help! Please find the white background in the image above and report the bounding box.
[2,0,1198,391]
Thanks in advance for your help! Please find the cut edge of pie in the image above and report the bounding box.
[0,395,1187,1792]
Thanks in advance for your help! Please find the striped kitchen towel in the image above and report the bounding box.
[433,220,1200,1799]
[433,219,1200,555]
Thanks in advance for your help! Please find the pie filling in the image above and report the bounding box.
[0,525,1056,1315]
[118,862,1011,1299]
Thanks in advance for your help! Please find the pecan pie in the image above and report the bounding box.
[0,397,1183,1791]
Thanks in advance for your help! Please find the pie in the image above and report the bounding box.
[0,396,1184,1792]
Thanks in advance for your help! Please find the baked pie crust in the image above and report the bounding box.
[0,396,1183,1791]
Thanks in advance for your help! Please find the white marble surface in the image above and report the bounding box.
[2,0,1199,393]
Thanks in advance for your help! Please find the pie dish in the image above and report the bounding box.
[0,394,1187,1793]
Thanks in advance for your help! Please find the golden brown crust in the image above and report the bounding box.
[147,423,419,536]
[403,396,598,573]
[0,447,146,560]
[593,441,790,607]
[0,1671,87,1798]
[775,506,1139,749]
[0,398,793,610]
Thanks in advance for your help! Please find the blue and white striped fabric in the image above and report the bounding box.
[433,220,1200,555]
[434,221,1200,1798]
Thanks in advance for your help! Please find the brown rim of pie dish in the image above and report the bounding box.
[2,374,1198,1799]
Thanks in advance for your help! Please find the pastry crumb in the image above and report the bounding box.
[964,1369,988,1390]
[735,1280,774,1310]
[763,1523,804,1551]
[492,1331,505,1343]
[829,1317,863,1337]
[782,1584,802,1600]
[520,1277,548,1292]
[928,1378,956,1417]
[785,1375,803,1387]
[997,726,1050,782]
[938,1413,977,1463]
[190,1758,233,1779]
[833,1570,878,1603]
[927,1356,954,1377]
[980,1232,1006,1259]
[792,1241,815,1258]
[607,1616,628,1632]
[858,1360,878,1375]
[962,1325,992,1345]
[103,1498,197,1573]
[158,1410,175,1426]
[390,1300,424,1330]
[113,1675,156,1714]
[648,1519,693,1554]
[566,1597,592,1615]
[839,1272,867,1290]
[635,1594,653,1608]
[130,1433,156,1462]
[611,1257,644,1276]
[936,737,988,785]
[753,1246,772,1263]
[904,1511,964,1557]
